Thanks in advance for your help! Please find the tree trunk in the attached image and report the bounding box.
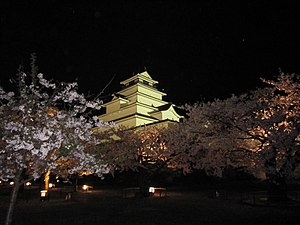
[265,149,288,202]
[74,174,78,192]
[5,169,23,225]
[267,174,288,202]
[138,168,150,197]
[44,170,50,191]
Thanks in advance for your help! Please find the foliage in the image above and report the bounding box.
[0,71,110,182]
[94,126,142,173]
[165,72,300,184]
[96,124,178,188]
[253,73,300,183]
[0,64,113,225]
[96,125,172,173]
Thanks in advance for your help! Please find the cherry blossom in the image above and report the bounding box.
[0,69,110,225]
[165,72,300,187]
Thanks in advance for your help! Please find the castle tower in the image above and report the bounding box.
[98,71,182,128]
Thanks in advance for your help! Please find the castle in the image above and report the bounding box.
[98,71,182,128]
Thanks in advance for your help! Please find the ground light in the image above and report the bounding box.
[40,190,48,201]
[82,184,92,191]
[82,185,88,191]
[149,187,155,193]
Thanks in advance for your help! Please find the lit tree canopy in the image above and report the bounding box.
[95,125,142,173]
[252,73,300,182]
[96,124,178,189]
[165,72,300,183]
[0,71,110,182]
[0,60,114,225]
[96,125,172,173]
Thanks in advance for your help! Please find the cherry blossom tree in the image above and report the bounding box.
[0,68,110,225]
[95,126,142,173]
[249,73,300,199]
[135,125,174,189]
[96,125,174,189]
[165,72,299,200]
[164,94,254,177]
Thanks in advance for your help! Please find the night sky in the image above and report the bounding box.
[1,1,300,104]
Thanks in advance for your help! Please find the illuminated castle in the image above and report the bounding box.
[98,71,183,128]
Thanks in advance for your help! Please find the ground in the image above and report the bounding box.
[0,183,299,225]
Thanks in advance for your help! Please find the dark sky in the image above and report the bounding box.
[1,1,300,104]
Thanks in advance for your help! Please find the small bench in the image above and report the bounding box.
[122,187,167,198]
[149,187,167,197]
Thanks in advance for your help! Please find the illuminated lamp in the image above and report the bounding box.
[25,182,31,186]
[149,187,155,193]
[40,190,48,201]
[40,190,47,197]
[82,185,88,191]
